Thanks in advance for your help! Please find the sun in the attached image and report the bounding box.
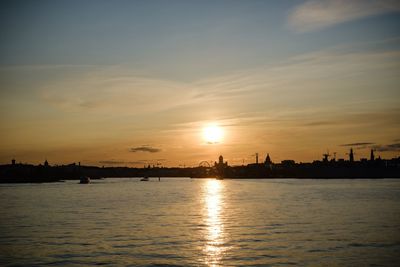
[203,124,223,144]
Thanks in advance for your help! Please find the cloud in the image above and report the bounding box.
[130,146,161,153]
[340,142,375,147]
[338,142,400,152]
[2,42,399,163]
[288,0,400,32]
[302,121,340,127]
[206,141,219,144]
[99,160,143,165]
[372,143,400,152]
[10,41,398,123]
[35,65,195,115]
[189,44,400,109]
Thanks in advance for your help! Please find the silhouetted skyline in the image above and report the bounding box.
[2,149,399,183]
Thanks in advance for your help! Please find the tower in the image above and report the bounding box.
[370,149,375,161]
[265,153,272,165]
[349,148,354,163]
[218,155,223,165]
[256,153,259,164]
[216,155,226,178]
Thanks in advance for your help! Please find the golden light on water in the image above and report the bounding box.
[203,179,227,266]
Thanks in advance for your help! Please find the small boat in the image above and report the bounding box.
[140,176,149,181]
[79,176,90,184]
[216,176,224,180]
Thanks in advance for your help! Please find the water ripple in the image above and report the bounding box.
[1,178,399,266]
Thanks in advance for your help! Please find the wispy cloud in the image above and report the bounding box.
[302,121,339,127]
[21,42,398,122]
[340,142,375,147]
[372,143,400,152]
[288,0,400,33]
[338,142,400,152]
[2,42,399,164]
[163,42,400,139]
[36,66,195,115]
[130,146,161,153]
[99,160,143,165]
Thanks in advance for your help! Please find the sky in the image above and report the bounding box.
[1,0,400,167]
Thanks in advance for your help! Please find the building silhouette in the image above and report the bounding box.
[264,153,272,169]
[215,155,228,168]
[349,148,354,162]
[215,155,228,177]
[1,149,400,182]
[370,149,375,161]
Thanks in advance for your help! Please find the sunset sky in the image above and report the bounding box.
[1,0,400,167]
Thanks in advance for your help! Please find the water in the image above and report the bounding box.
[1,178,399,266]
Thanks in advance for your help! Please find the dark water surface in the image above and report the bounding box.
[1,178,400,266]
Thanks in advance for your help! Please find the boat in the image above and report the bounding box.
[216,177,224,180]
[79,176,90,184]
[140,176,149,181]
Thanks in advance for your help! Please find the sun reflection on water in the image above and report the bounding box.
[202,179,228,266]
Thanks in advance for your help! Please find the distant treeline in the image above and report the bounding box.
[1,157,400,183]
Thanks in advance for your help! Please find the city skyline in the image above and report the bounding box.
[1,0,400,167]
[4,143,398,168]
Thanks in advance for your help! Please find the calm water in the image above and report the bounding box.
[1,178,400,266]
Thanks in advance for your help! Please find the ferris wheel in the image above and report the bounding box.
[198,161,211,168]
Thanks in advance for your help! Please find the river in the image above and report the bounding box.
[1,178,399,266]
